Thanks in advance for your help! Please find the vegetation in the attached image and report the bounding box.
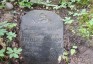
[0,21,22,62]
[0,0,93,63]
[6,47,22,58]
[18,0,33,8]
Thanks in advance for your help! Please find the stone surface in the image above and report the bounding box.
[5,2,13,10]
[20,10,63,64]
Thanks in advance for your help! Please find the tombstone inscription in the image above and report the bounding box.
[20,10,63,64]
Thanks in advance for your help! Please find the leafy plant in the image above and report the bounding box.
[6,47,22,58]
[0,29,7,36]
[58,51,69,64]
[76,0,90,5]
[60,0,75,9]
[70,0,90,5]
[70,45,77,55]
[0,2,5,9]
[80,9,88,15]
[0,49,5,57]
[6,32,16,41]
[59,0,90,10]
[6,23,17,29]
[78,27,90,37]
[0,21,17,29]
[60,0,68,8]
[77,10,93,38]
[0,21,8,28]
[19,0,33,8]
[63,17,74,24]
[0,20,21,61]
[0,21,17,41]
[62,51,69,63]
[69,9,88,16]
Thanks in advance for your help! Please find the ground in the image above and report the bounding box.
[0,2,93,64]
[57,9,93,64]
[70,46,93,64]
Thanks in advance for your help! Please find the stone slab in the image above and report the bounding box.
[20,10,63,64]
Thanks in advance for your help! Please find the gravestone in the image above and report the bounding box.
[20,10,63,64]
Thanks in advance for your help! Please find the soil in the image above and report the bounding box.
[70,46,93,64]
[0,3,93,64]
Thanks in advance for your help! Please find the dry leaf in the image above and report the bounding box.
[0,38,6,49]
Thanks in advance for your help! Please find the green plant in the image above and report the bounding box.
[6,32,16,41]
[0,21,22,62]
[70,45,77,55]
[70,0,90,5]
[0,21,17,29]
[63,17,74,24]
[0,49,5,61]
[59,0,75,9]
[0,21,17,41]
[76,0,89,5]
[0,2,5,9]
[0,29,7,36]
[58,0,90,10]
[0,21,17,45]
[58,46,77,64]
[19,0,33,8]
[77,10,93,38]
[57,51,68,64]
[0,49,5,57]
[0,21,8,28]
[68,9,87,16]
[6,23,17,29]
[62,51,69,63]
[60,0,68,8]
[6,47,22,58]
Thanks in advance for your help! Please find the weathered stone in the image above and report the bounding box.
[5,2,13,10]
[20,10,63,64]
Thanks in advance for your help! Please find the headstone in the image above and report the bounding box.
[20,10,63,64]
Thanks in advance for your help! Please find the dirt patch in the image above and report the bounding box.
[70,46,93,64]
[0,4,93,64]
